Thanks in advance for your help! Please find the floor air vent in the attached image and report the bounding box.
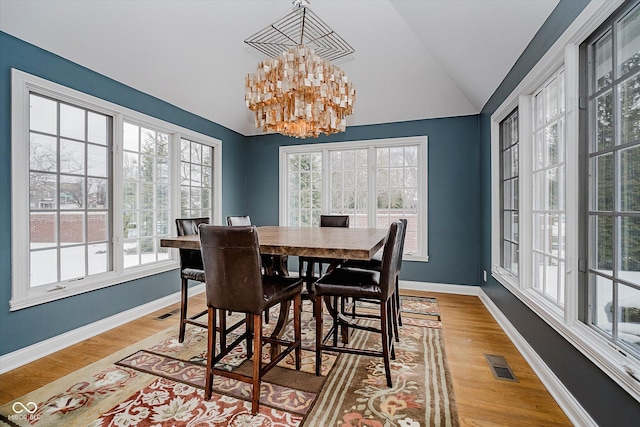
[485,354,518,382]
[156,308,180,320]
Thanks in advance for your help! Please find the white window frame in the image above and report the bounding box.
[179,137,215,219]
[279,136,428,262]
[11,69,222,311]
[491,0,640,401]
[529,67,568,308]
[498,109,520,279]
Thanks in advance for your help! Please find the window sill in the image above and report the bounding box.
[9,260,180,311]
[404,254,429,263]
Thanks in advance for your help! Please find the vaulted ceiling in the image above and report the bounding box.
[0,0,560,136]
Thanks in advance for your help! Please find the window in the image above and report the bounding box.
[11,69,221,310]
[584,1,640,357]
[122,122,170,268]
[280,136,428,260]
[494,66,568,310]
[286,151,323,226]
[330,148,368,227]
[532,69,567,307]
[375,146,420,255]
[500,109,520,278]
[28,94,112,286]
[491,0,640,400]
[180,138,213,219]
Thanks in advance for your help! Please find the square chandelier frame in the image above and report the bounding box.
[244,1,354,62]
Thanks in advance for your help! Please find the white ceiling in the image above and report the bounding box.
[0,0,560,136]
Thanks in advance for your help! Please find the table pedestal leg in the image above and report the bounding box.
[269,301,291,361]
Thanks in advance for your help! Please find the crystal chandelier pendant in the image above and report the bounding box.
[244,1,355,138]
[245,46,355,138]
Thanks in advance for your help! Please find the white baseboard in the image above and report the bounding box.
[477,289,596,427]
[399,280,481,296]
[0,283,205,374]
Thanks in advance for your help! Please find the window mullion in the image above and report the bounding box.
[322,148,330,215]
[564,43,581,324]
[419,138,429,258]
[520,94,534,290]
[55,102,62,284]
[112,113,124,272]
[170,133,181,228]
[368,145,376,228]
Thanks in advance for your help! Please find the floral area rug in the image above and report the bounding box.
[0,306,326,427]
[0,296,458,427]
[307,296,459,427]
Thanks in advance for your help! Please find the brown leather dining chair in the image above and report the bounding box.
[175,217,209,343]
[226,215,289,323]
[313,220,404,387]
[226,215,289,276]
[175,218,245,347]
[298,215,350,305]
[341,218,408,340]
[199,225,303,415]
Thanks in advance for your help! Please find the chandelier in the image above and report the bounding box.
[244,0,356,138]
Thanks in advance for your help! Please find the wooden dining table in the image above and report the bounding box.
[160,225,387,260]
[160,225,388,354]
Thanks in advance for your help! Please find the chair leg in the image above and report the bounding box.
[251,313,262,415]
[205,307,217,400]
[387,299,396,360]
[315,296,323,377]
[391,293,400,343]
[179,278,189,343]
[246,313,253,360]
[219,309,227,353]
[332,295,339,347]
[380,301,393,387]
[396,277,403,326]
[311,289,318,318]
[294,294,302,371]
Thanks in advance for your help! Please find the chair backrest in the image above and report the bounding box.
[199,225,265,314]
[379,220,404,300]
[226,215,252,226]
[320,214,349,228]
[397,218,408,273]
[175,217,209,271]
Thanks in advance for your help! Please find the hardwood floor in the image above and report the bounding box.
[0,290,571,425]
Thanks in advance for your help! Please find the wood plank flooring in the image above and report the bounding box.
[0,290,572,426]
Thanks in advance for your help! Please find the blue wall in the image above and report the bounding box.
[0,32,247,356]
[479,0,640,423]
[245,116,481,286]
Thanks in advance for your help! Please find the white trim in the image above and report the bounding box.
[0,283,205,374]
[399,280,480,296]
[563,43,581,325]
[10,69,222,310]
[9,261,180,311]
